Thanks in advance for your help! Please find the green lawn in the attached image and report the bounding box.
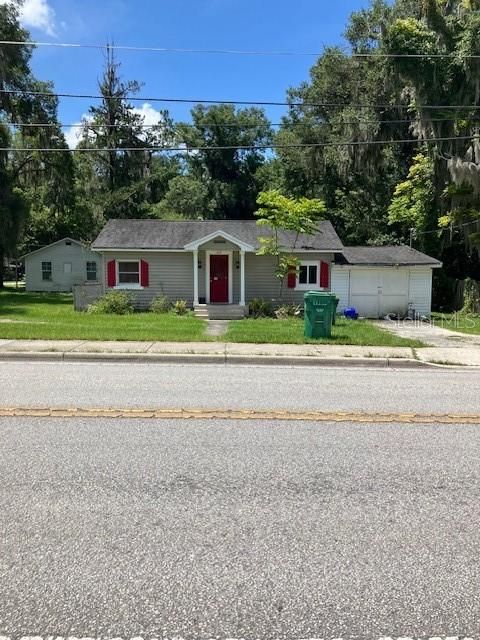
[225,317,425,347]
[0,286,424,346]
[0,288,208,342]
[431,312,480,336]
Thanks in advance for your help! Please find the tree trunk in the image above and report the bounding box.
[0,248,4,289]
[454,278,465,311]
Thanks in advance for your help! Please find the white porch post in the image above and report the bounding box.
[240,250,246,306]
[193,250,199,306]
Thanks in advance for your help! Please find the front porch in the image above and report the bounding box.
[194,304,248,320]
[185,230,254,315]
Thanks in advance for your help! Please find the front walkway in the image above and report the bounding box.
[205,320,229,337]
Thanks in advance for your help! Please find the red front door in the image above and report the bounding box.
[210,255,229,303]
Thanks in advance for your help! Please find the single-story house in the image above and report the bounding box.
[332,246,442,318]
[91,219,442,318]
[23,238,103,293]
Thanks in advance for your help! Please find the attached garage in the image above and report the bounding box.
[332,246,442,318]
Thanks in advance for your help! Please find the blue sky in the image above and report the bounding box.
[8,0,371,145]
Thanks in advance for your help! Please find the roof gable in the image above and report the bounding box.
[21,238,85,259]
[184,229,255,252]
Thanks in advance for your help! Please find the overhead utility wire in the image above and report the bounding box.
[2,135,475,153]
[413,218,480,237]
[0,88,479,110]
[1,40,480,59]
[2,116,479,130]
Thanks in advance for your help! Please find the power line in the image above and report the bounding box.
[2,39,480,60]
[412,218,480,238]
[1,135,475,153]
[1,88,479,110]
[2,116,479,130]
[0,116,480,130]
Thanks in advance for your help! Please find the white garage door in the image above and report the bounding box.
[350,269,409,318]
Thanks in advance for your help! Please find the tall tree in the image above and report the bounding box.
[0,2,38,284]
[13,79,79,253]
[177,104,273,219]
[77,47,174,222]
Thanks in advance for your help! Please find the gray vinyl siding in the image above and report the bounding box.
[245,253,334,304]
[103,251,193,309]
[102,250,333,309]
[25,242,102,292]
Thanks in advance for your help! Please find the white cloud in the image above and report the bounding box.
[132,103,164,127]
[64,114,91,149]
[0,0,57,36]
[64,123,82,150]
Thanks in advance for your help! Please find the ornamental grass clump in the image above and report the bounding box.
[150,295,172,314]
[173,300,189,315]
[249,298,274,318]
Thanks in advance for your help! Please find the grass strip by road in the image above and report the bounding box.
[224,317,425,347]
[431,312,480,336]
[1,406,480,424]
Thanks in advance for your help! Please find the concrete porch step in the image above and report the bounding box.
[194,305,247,320]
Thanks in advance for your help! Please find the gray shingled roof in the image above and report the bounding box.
[92,219,344,251]
[340,245,442,266]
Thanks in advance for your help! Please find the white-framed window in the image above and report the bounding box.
[42,261,52,281]
[296,261,319,290]
[86,261,97,281]
[117,260,140,287]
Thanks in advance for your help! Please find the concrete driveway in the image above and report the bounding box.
[376,318,480,348]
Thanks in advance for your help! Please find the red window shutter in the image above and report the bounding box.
[140,260,149,287]
[287,267,296,289]
[107,260,116,287]
[320,261,330,289]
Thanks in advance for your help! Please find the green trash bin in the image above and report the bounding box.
[304,291,335,339]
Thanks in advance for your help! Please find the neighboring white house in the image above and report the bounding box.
[331,246,442,318]
[23,238,103,293]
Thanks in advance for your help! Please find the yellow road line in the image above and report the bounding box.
[0,406,480,424]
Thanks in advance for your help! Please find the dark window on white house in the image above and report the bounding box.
[42,261,52,281]
[118,261,140,285]
[298,264,318,286]
[86,261,97,281]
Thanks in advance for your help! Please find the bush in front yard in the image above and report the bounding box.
[173,300,189,315]
[150,295,172,314]
[87,290,134,315]
[249,298,274,318]
[275,304,302,319]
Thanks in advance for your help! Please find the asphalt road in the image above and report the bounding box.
[1,362,480,639]
[1,360,480,413]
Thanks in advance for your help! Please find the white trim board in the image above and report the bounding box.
[184,230,255,252]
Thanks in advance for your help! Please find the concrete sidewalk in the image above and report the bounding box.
[0,338,479,367]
